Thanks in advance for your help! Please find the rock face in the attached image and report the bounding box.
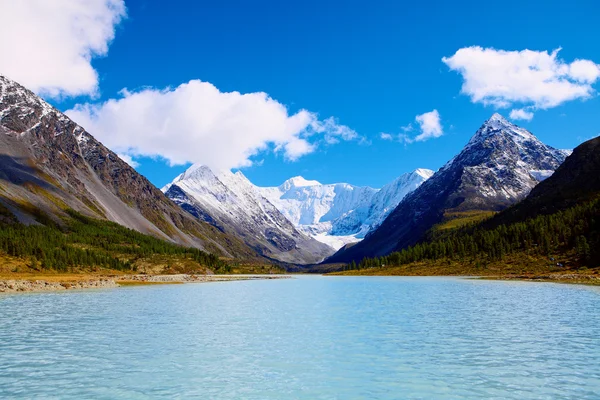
[257,169,433,249]
[327,113,570,263]
[164,165,334,264]
[490,135,600,226]
[0,75,258,259]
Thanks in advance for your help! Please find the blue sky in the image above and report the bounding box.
[2,0,600,188]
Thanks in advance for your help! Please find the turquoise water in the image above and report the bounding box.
[1,276,600,399]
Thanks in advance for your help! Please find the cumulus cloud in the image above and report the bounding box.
[0,0,126,98]
[67,80,359,170]
[378,110,443,144]
[442,47,600,119]
[509,108,534,121]
[414,110,443,142]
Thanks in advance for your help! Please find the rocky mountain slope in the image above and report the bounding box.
[490,135,600,226]
[257,169,433,249]
[327,113,570,263]
[0,74,257,259]
[163,165,333,264]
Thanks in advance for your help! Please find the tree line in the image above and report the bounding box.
[0,209,227,272]
[346,198,600,271]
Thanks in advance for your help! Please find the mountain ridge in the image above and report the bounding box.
[163,163,433,258]
[164,164,334,264]
[0,74,259,259]
[327,113,570,263]
[338,134,600,276]
[256,169,433,249]
[488,135,600,227]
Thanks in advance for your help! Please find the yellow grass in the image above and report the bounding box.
[433,210,496,231]
[330,253,600,285]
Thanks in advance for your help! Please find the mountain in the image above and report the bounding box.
[328,113,570,263]
[163,165,334,264]
[257,178,377,249]
[257,169,433,249]
[0,75,257,259]
[344,135,600,275]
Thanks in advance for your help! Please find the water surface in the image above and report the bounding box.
[1,276,599,399]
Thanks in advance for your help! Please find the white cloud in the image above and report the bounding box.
[282,138,316,161]
[0,0,126,98]
[67,80,358,171]
[509,108,534,121]
[400,123,414,133]
[116,153,140,168]
[378,111,443,144]
[313,117,359,144]
[414,110,443,142]
[442,47,600,118]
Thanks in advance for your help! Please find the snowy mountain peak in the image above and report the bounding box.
[327,116,571,263]
[0,74,62,132]
[165,162,432,252]
[163,163,333,264]
[279,176,321,190]
[257,169,432,249]
[488,112,509,124]
[438,114,571,204]
[468,113,537,148]
[412,168,435,180]
[179,163,214,180]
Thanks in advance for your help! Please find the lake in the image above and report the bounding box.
[1,276,600,399]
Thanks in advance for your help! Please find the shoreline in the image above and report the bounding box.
[3,271,598,293]
[477,274,600,286]
[0,274,292,294]
[328,271,600,285]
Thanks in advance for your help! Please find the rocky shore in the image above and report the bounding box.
[488,273,600,285]
[0,274,291,294]
[0,278,119,293]
[119,274,291,283]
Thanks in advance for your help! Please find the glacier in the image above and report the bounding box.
[257,169,433,249]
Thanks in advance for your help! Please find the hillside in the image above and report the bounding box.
[0,74,258,260]
[0,205,283,277]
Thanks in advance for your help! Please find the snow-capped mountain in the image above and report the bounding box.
[257,169,433,249]
[328,113,571,263]
[163,165,334,264]
[257,178,377,249]
[164,162,433,255]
